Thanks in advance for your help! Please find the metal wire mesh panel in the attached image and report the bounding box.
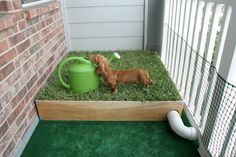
[163,23,236,157]
[203,77,236,157]
[162,0,236,156]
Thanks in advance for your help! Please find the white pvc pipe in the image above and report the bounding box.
[167,110,198,140]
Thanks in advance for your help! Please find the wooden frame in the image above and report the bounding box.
[36,100,184,121]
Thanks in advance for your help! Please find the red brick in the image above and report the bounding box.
[1,92,11,107]
[14,120,27,144]
[1,82,21,107]
[0,62,15,82]
[0,48,17,67]
[37,17,53,30]
[26,74,38,90]
[24,85,37,103]
[9,11,24,26]
[21,55,38,75]
[12,0,22,10]
[3,139,15,157]
[47,54,54,65]
[10,87,27,109]
[59,47,67,59]
[0,122,8,139]
[0,1,13,12]
[42,26,51,37]
[25,25,37,36]
[38,62,47,76]
[14,50,30,67]
[16,39,31,54]
[8,32,26,47]
[0,84,7,98]
[0,18,7,31]
[16,103,29,127]
[8,68,21,86]
[19,68,31,87]
[29,40,43,55]
[0,40,9,54]
[0,105,11,125]
[18,20,27,31]
[35,49,43,59]
[31,32,42,45]
[15,11,24,21]
[26,15,40,26]
[4,17,14,28]
[33,57,42,71]
[0,130,11,153]
[8,98,26,125]
[28,106,37,120]
[37,70,47,87]
[0,123,17,153]
[0,25,18,40]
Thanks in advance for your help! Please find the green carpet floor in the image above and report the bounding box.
[21,121,199,157]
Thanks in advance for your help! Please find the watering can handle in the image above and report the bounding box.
[58,56,92,89]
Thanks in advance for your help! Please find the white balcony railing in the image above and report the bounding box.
[161,0,236,157]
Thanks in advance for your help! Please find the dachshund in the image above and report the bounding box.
[88,54,154,94]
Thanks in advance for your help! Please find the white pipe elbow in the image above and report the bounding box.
[167,110,198,141]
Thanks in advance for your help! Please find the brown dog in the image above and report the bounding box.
[88,54,154,93]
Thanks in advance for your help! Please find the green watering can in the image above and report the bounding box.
[58,53,120,92]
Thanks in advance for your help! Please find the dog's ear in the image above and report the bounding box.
[94,56,99,62]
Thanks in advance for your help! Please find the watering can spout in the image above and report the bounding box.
[109,52,121,63]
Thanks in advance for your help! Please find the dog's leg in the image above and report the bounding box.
[96,67,103,75]
[147,78,155,85]
[109,81,117,94]
[142,75,154,86]
[98,62,108,76]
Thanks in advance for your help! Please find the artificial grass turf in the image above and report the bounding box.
[38,51,181,101]
[21,121,200,157]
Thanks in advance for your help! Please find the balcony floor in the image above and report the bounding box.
[21,121,199,157]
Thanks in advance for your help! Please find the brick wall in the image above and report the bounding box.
[0,0,67,156]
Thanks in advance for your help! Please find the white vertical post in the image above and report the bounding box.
[173,0,184,82]
[193,2,213,121]
[167,0,174,70]
[176,0,187,88]
[184,0,199,101]
[192,1,204,51]
[172,0,181,81]
[169,0,178,75]
[161,0,169,63]
[217,6,236,83]
[178,0,192,93]
[187,0,197,45]
[61,0,72,51]
[199,4,223,132]
[227,46,236,85]
[144,0,149,51]
[188,1,204,111]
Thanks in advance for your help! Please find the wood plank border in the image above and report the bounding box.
[36,100,184,121]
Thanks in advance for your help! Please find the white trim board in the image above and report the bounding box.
[13,117,39,157]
